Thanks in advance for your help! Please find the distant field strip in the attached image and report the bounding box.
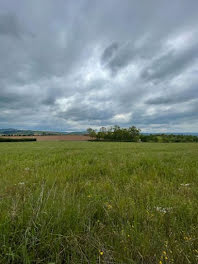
[0,142,197,263]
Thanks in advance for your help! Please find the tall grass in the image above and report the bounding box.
[0,142,197,263]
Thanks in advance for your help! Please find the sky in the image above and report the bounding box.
[0,0,198,132]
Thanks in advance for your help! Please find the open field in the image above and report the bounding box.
[0,142,197,263]
[0,135,90,141]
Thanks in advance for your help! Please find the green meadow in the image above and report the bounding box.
[0,141,197,264]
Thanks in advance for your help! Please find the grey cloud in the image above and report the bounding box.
[101,42,120,64]
[58,105,113,122]
[141,44,198,82]
[146,85,198,105]
[146,96,189,105]
[0,13,22,37]
[124,99,198,128]
[146,95,195,105]
[101,42,137,74]
[146,103,198,125]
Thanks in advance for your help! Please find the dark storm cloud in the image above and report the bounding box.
[0,0,198,131]
[136,100,198,125]
[146,85,198,105]
[101,42,135,74]
[0,13,22,37]
[146,96,190,105]
[58,105,113,122]
[101,42,120,65]
[141,44,198,82]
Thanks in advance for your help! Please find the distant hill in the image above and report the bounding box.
[0,128,86,136]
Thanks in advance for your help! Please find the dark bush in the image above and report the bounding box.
[0,138,36,142]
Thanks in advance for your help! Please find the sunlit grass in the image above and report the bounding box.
[0,142,197,263]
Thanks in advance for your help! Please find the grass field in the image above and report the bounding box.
[0,142,197,264]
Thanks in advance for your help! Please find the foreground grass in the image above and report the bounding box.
[0,142,197,264]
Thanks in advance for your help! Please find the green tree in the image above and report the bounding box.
[86,128,96,139]
[128,126,141,142]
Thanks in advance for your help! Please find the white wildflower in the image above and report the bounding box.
[155,206,172,214]
[180,183,190,187]
[18,182,25,185]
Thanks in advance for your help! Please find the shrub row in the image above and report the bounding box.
[0,138,36,142]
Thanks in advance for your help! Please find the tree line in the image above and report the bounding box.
[87,126,141,142]
[140,133,198,143]
[87,126,198,143]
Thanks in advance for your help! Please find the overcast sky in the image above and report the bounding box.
[0,0,198,132]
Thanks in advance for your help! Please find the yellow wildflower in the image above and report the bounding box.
[184,236,191,241]
[106,203,113,209]
[100,251,104,256]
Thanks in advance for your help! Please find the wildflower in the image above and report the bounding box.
[106,203,113,209]
[159,261,163,264]
[99,251,104,256]
[87,195,91,198]
[155,207,172,214]
[25,167,30,171]
[165,256,168,260]
[184,236,191,241]
[18,182,25,185]
[180,183,190,187]
[163,251,166,256]
[127,234,130,238]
